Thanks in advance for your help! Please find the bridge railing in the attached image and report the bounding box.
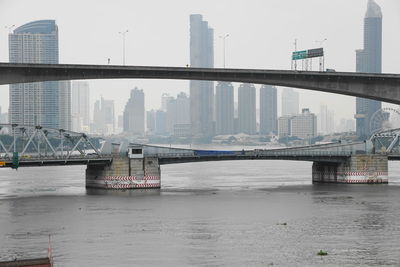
[145,150,355,159]
[143,141,369,159]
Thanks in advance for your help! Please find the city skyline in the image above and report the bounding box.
[1,2,400,266]
[0,1,399,129]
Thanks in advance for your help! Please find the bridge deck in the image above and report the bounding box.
[157,154,350,164]
[0,157,112,168]
[1,63,400,104]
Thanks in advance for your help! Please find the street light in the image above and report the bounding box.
[315,38,327,47]
[219,33,229,68]
[119,30,129,65]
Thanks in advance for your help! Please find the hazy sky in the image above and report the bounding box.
[0,0,399,122]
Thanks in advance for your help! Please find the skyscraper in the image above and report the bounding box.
[215,82,234,135]
[92,97,115,135]
[190,14,214,138]
[238,83,256,135]
[166,92,190,135]
[260,85,277,135]
[319,104,335,135]
[355,0,382,139]
[123,88,145,136]
[146,110,156,134]
[155,110,167,136]
[281,88,299,116]
[161,93,173,112]
[117,115,124,133]
[8,20,71,129]
[71,81,90,132]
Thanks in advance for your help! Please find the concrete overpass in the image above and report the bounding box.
[1,63,400,104]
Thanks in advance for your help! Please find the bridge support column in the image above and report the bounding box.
[86,156,161,189]
[313,155,388,184]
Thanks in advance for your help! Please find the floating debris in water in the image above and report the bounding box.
[317,250,328,256]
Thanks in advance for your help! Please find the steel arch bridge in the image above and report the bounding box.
[0,124,111,168]
[1,123,400,171]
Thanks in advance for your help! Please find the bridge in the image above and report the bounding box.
[1,124,399,188]
[1,63,400,104]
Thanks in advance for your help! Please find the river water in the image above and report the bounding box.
[1,160,400,266]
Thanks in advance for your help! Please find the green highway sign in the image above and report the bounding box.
[292,50,307,60]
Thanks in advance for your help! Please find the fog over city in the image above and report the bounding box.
[3,1,400,265]
[0,0,399,122]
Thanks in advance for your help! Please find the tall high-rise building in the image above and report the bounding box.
[190,14,214,138]
[166,92,190,135]
[71,81,90,132]
[8,20,71,129]
[155,110,167,136]
[260,85,277,135]
[161,93,173,112]
[123,88,145,136]
[215,82,234,135]
[92,97,115,135]
[117,115,124,134]
[281,88,299,116]
[238,83,256,135]
[319,104,335,135]
[355,0,382,139]
[146,110,156,134]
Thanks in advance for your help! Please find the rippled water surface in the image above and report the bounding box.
[2,160,400,266]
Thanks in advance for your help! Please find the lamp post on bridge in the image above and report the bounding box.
[119,30,129,65]
[219,33,229,68]
[315,38,327,71]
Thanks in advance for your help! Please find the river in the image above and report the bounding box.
[1,160,400,266]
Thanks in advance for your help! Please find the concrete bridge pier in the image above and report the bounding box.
[86,156,161,189]
[312,155,388,184]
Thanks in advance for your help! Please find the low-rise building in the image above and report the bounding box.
[278,116,292,138]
